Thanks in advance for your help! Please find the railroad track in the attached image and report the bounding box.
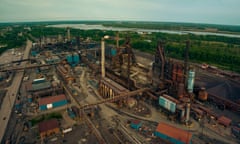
[62,84,106,144]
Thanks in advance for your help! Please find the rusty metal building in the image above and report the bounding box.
[154,122,192,144]
[38,119,60,139]
[99,77,129,98]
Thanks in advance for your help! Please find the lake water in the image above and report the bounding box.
[47,24,240,38]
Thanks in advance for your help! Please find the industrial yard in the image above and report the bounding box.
[0,25,240,144]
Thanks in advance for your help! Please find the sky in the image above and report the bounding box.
[0,0,240,25]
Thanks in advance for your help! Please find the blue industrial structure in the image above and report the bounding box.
[28,95,32,103]
[111,48,117,56]
[66,54,73,64]
[39,95,68,111]
[31,50,37,57]
[67,108,76,119]
[15,100,21,112]
[72,53,80,67]
[154,131,189,144]
[159,95,177,113]
[66,53,80,67]
[130,120,142,130]
[39,100,67,111]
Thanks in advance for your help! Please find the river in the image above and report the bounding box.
[47,24,240,38]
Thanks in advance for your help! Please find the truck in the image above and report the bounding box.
[62,127,73,134]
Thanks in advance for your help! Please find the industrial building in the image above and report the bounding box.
[154,122,192,144]
[38,94,67,111]
[130,120,142,130]
[38,119,60,139]
[26,78,52,92]
[31,82,51,91]
[99,77,129,99]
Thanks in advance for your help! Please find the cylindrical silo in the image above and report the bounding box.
[187,70,195,93]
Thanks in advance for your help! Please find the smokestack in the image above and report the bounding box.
[184,40,190,88]
[116,32,119,48]
[186,103,191,123]
[58,34,62,42]
[67,28,71,41]
[101,38,105,78]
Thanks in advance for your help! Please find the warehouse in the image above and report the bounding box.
[38,94,67,111]
[32,81,51,91]
[25,81,51,92]
[154,122,192,144]
[38,119,60,139]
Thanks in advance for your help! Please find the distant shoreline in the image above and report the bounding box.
[47,23,240,38]
[1,20,240,35]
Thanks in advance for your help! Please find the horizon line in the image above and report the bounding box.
[0,20,240,27]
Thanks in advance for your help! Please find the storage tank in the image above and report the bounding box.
[187,70,195,93]
[66,54,73,64]
[177,104,185,121]
[73,53,80,66]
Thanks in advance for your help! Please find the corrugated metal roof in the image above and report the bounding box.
[39,94,67,106]
[131,120,141,125]
[39,119,59,133]
[156,122,192,144]
[32,82,51,91]
[101,78,129,94]
[218,116,232,126]
[162,94,180,104]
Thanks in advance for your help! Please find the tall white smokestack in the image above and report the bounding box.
[101,35,110,78]
[101,38,105,78]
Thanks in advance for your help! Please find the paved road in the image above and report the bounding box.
[0,40,32,143]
